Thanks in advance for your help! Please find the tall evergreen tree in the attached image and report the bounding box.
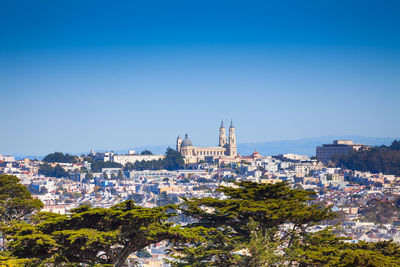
[170,181,335,266]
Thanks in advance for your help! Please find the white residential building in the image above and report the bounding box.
[112,151,164,165]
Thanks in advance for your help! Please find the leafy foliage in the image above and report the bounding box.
[43,152,79,163]
[0,251,37,266]
[170,181,335,266]
[0,175,43,223]
[163,148,185,170]
[4,201,199,266]
[38,163,69,178]
[294,230,400,266]
[244,218,286,267]
[141,150,153,155]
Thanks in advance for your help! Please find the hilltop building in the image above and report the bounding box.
[316,140,367,163]
[177,120,237,163]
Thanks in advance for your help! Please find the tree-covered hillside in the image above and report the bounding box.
[43,152,79,163]
[333,140,400,176]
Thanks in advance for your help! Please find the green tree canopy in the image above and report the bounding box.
[43,152,79,163]
[170,181,336,266]
[4,201,202,266]
[0,175,43,224]
[38,163,69,178]
[293,230,400,266]
[164,147,185,170]
[333,141,400,176]
[141,150,153,155]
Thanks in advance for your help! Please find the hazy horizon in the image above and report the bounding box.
[6,135,399,158]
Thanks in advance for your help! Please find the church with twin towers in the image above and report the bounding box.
[176,120,237,163]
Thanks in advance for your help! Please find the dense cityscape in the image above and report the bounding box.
[1,122,400,266]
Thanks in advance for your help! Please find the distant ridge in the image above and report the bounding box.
[10,136,398,159]
[113,136,398,158]
[13,155,45,160]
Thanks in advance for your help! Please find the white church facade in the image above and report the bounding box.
[176,121,237,163]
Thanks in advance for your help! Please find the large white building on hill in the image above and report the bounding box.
[176,120,238,163]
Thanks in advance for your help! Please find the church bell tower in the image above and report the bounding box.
[228,120,237,157]
[219,120,227,147]
[176,136,182,152]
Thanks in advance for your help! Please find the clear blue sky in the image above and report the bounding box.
[1,0,399,155]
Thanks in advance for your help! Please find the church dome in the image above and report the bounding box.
[181,134,193,147]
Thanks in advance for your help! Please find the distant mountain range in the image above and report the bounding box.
[12,136,398,159]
